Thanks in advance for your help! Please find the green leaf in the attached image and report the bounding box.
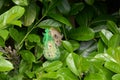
[35,46,43,60]
[25,71,34,78]
[107,47,120,63]
[70,2,84,15]
[9,28,19,42]
[59,49,69,65]
[23,2,36,26]
[105,61,120,74]
[38,19,62,29]
[77,56,90,73]
[10,20,22,27]
[12,0,28,6]
[94,53,116,63]
[0,52,3,56]
[97,39,105,53]
[41,72,58,79]
[0,37,5,47]
[57,0,70,15]
[0,72,9,80]
[99,29,113,46]
[91,15,115,25]
[0,58,14,72]
[43,61,63,72]
[69,40,80,51]
[19,60,32,74]
[107,20,120,34]
[112,74,120,80]
[84,73,106,80]
[19,50,35,63]
[10,74,23,80]
[85,0,94,5]
[93,25,107,33]
[48,13,72,27]
[76,7,94,26]
[27,34,40,43]
[9,28,25,43]
[57,68,79,80]
[62,40,73,52]
[66,53,79,76]
[0,6,25,29]
[108,34,120,48]
[69,27,94,41]
[0,29,9,40]
[0,0,4,9]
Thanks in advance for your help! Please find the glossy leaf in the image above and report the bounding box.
[38,19,62,29]
[9,28,20,43]
[84,59,113,80]
[62,40,73,52]
[66,53,79,76]
[0,6,25,29]
[0,52,3,56]
[40,72,58,79]
[0,29,9,40]
[105,61,120,74]
[91,15,115,25]
[84,73,106,80]
[19,50,35,63]
[93,25,107,33]
[25,71,34,78]
[19,60,32,74]
[0,73,9,80]
[99,29,113,46]
[48,13,72,27]
[69,40,80,51]
[97,39,105,53]
[79,40,95,51]
[35,46,43,60]
[108,34,120,48]
[57,68,79,80]
[77,56,90,73]
[85,0,94,5]
[0,0,4,9]
[10,20,22,27]
[76,7,94,26]
[43,61,63,72]
[70,2,84,15]
[57,0,70,15]
[12,0,28,6]
[59,49,69,65]
[9,28,25,43]
[69,27,94,41]
[81,42,97,57]
[78,40,97,56]
[27,34,40,43]
[94,53,116,62]
[23,3,36,26]
[107,47,120,63]
[10,74,23,80]
[112,74,120,80]
[0,57,14,72]
[0,37,5,47]
[107,20,120,34]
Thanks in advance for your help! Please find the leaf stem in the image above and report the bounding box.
[17,15,46,51]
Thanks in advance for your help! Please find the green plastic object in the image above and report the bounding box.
[43,29,60,60]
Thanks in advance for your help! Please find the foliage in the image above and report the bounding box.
[0,0,120,80]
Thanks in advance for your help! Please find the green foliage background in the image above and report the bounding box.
[0,0,120,80]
